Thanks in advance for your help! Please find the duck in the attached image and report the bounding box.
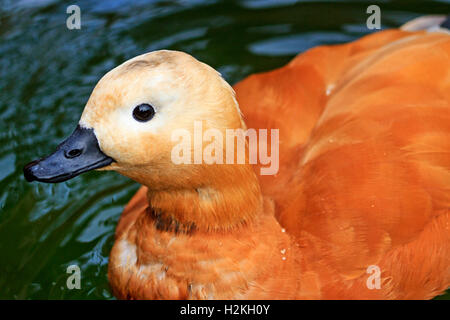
[23,16,450,299]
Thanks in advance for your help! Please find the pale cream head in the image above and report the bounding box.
[78,50,244,188]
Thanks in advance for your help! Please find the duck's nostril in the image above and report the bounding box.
[65,148,83,159]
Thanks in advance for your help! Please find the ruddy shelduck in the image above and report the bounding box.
[24,16,450,299]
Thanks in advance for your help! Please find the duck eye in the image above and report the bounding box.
[133,104,155,122]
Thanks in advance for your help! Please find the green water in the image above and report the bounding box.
[0,0,449,299]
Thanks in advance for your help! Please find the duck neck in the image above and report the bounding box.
[144,164,263,232]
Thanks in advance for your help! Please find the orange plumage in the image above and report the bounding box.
[107,27,450,299]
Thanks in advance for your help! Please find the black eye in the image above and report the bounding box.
[133,104,155,122]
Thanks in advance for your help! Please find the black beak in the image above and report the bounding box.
[23,125,114,183]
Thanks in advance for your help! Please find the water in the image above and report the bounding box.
[0,0,449,299]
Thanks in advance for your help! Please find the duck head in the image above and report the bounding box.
[24,50,265,231]
[23,50,247,189]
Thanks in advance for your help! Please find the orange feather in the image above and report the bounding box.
[109,29,450,299]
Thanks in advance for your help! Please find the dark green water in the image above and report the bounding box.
[0,0,449,299]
